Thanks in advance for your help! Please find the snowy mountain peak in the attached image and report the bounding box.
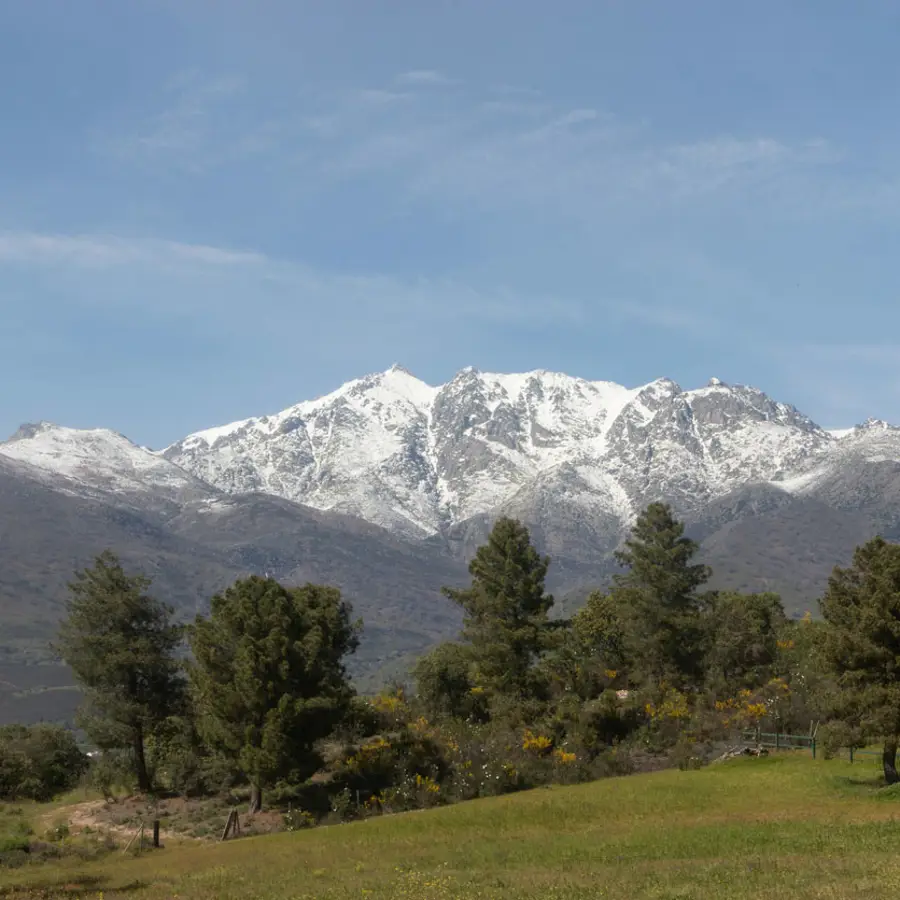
[859,417,894,431]
[159,367,857,537]
[0,421,212,508]
[12,367,898,544]
[7,421,53,442]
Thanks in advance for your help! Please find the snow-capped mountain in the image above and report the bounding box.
[153,366,898,540]
[5,366,900,546]
[1,422,216,513]
[4,366,900,696]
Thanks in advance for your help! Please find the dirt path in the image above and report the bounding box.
[41,798,185,844]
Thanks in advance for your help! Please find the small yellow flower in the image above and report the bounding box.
[522,729,553,754]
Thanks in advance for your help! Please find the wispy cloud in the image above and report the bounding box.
[396,70,456,86]
[0,232,264,269]
[96,72,274,173]
[284,85,846,226]
[0,229,709,338]
[0,230,566,325]
[98,72,850,224]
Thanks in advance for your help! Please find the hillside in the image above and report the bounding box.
[4,366,900,718]
[0,452,467,718]
[3,755,900,898]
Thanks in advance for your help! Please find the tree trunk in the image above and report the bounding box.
[248,782,262,815]
[133,727,152,793]
[883,738,899,785]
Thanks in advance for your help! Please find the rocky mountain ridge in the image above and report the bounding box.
[3,366,900,720]
[157,366,897,540]
[6,366,900,555]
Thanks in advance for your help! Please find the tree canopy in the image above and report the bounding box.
[704,591,787,695]
[188,576,359,812]
[612,502,711,689]
[54,550,184,792]
[819,536,900,783]
[442,517,554,710]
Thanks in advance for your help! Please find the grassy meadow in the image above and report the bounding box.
[3,753,900,899]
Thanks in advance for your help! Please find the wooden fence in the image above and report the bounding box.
[740,726,887,765]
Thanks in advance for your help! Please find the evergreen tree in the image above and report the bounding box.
[443,517,553,709]
[542,591,626,702]
[612,502,711,689]
[188,576,359,813]
[819,537,900,784]
[412,642,486,722]
[54,551,184,793]
[571,590,626,670]
[0,724,88,801]
[704,591,787,695]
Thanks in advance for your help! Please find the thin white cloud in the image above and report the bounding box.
[96,72,875,229]
[0,232,264,269]
[0,229,701,337]
[356,88,414,106]
[396,70,456,86]
[289,84,841,223]
[96,73,257,173]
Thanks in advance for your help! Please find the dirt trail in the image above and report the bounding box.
[41,798,184,844]
[42,796,284,845]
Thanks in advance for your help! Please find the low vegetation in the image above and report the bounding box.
[3,755,900,898]
[3,500,900,895]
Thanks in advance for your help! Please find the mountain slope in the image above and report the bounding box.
[3,422,216,515]
[5,365,900,722]
[0,439,467,715]
[163,368,841,540]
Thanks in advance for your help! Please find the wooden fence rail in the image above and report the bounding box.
[740,726,887,764]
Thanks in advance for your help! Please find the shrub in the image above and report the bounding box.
[0,724,88,801]
[283,808,316,830]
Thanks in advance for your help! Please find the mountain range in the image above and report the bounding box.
[3,365,900,721]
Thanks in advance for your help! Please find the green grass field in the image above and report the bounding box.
[3,754,900,899]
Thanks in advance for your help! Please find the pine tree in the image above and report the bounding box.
[442,517,553,709]
[819,536,900,784]
[412,642,486,722]
[54,551,184,793]
[571,590,626,667]
[188,576,359,813]
[612,502,711,689]
[704,591,787,695]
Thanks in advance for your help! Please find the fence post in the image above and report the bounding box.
[775,730,780,751]
[850,746,855,764]
[812,737,816,760]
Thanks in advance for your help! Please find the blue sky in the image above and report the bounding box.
[3,0,900,448]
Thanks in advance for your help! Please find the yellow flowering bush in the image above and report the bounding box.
[645,688,690,721]
[715,677,794,730]
[370,689,409,725]
[521,729,553,755]
[414,773,441,794]
[343,736,393,772]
